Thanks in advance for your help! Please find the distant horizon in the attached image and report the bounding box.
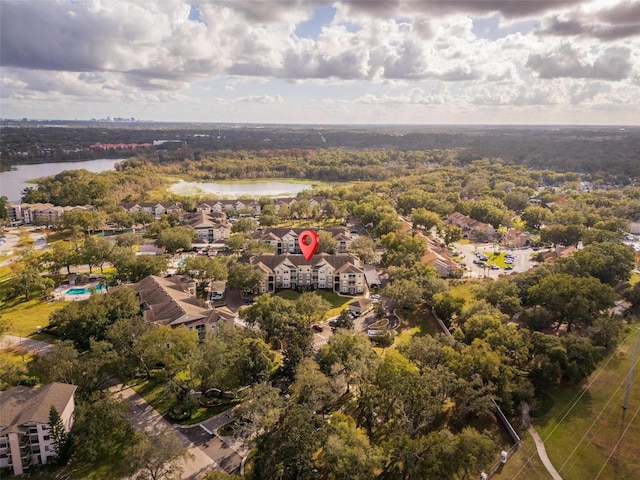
[2,118,639,129]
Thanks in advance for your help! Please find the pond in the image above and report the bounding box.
[1,159,124,202]
[167,179,314,198]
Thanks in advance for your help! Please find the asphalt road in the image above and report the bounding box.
[180,425,242,475]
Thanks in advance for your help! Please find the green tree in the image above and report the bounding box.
[440,223,463,246]
[114,232,143,247]
[317,412,382,480]
[233,382,285,441]
[45,241,79,275]
[135,325,199,379]
[49,287,140,350]
[155,226,195,253]
[295,292,331,325]
[382,278,424,310]
[521,205,550,231]
[317,230,337,254]
[72,393,137,464]
[227,262,264,293]
[348,235,376,264]
[124,429,193,480]
[49,405,73,465]
[231,217,258,234]
[573,242,635,286]
[80,236,112,274]
[527,273,616,331]
[177,255,227,287]
[289,358,335,413]
[411,207,442,232]
[432,292,465,327]
[252,404,325,480]
[317,331,379,394]
[331,309,354,332]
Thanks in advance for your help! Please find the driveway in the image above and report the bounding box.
[110,384,218,479]
[1,335,53,355]
[110,383,248,479]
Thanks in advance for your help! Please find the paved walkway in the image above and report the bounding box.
[522,402,564,480]
[1,335,53,354]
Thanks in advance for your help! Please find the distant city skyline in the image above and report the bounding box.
[1,0,639,125]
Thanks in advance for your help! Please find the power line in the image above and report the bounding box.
[512,331,637,479]
[593,403,640,480]
[541,330,637,443]
[558,355,639,474]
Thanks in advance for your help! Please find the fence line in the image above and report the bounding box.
[428,305,521,477]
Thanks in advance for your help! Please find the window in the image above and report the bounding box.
[45,446,50,452]
[43,435,50,441]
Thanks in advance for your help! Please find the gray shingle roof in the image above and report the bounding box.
[0,383,77,435]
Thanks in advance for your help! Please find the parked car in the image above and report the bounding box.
[504,266,514,270]
[312,324,324,332]
[210,293,224,301]
[243,297,255,304]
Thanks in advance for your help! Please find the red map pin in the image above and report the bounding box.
[298,230,320,261]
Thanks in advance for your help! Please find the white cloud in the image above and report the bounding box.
[0,0,639,124]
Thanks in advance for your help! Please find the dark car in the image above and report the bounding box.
[312,324,324,332]
[243,297,255,304]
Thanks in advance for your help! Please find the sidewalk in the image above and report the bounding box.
[521,402,564,480]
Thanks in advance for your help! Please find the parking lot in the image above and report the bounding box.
[455,243,535,278]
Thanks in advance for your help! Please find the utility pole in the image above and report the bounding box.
[623,328,640,410]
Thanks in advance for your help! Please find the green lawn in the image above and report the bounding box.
[499,328,640,480]
[394,305,443,345]
[130,377,236,426]
[447,280,479,308]
[276,289,353,319]
[1,297,69,337]
[630,272,640,286]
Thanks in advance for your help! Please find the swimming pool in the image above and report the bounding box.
[65,285,106,295]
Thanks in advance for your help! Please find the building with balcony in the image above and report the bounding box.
[6,203,95,226]
[0,382,77,476]
[121,201,183,219]
[181,211,231,243]
[250,253,366,294]
[255,227,354,255]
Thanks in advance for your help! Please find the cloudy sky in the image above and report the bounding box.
[1,0,639,125]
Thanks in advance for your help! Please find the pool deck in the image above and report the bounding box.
[54,282,107,301]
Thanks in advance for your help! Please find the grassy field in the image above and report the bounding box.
[500,327,640,480]
[1,298,69,337]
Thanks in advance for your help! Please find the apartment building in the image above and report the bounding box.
[256,227,354,254]
[132,275,235,337]
[182,210,232,243]
[121,201,183,219]
[6,203,94,226]
[250,253,366,294]
[445,212,496,241]
[0,383,77,476]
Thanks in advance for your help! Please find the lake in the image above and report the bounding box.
[168,179,314,198]
[1,159,124,202]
